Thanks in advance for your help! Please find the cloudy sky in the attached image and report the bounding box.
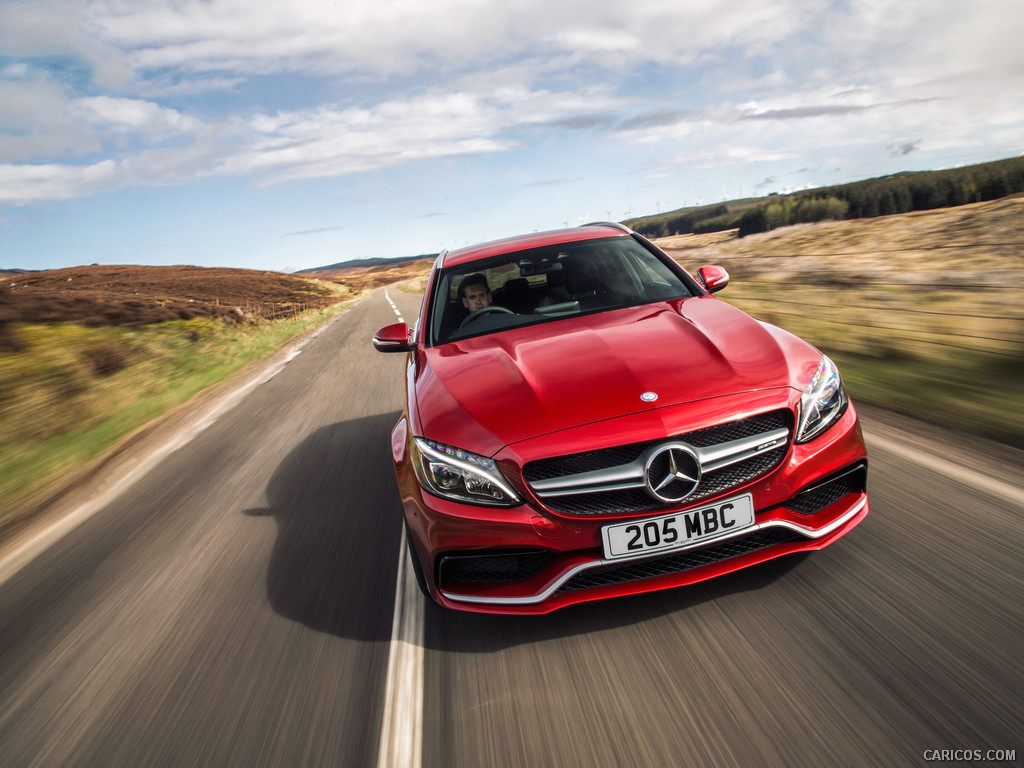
[1,0,1022,272]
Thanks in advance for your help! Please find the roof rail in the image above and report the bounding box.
[580,221,634,234]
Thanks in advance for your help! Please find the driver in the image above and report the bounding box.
[459,273,492,313]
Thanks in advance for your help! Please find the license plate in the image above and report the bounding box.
[601,494,755,560]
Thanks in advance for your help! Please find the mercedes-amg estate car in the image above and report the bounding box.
[373,223,868,613]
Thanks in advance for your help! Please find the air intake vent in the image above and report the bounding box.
[785,463,867,516]
[556,529,804,594]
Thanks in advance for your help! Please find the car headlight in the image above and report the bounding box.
[796,356,849,443]
[412,438,522,506]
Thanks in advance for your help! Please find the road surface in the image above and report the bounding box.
[0,288,1021,767]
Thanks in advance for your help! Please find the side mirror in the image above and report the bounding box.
[373,322,413,353]
[697,265,729,293]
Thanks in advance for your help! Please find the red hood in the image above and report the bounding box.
[414,297,819,455]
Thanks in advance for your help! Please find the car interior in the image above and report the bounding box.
[431,236,694,345]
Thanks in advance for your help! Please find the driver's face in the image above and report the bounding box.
[462,285,491,312]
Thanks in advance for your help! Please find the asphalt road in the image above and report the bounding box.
[0,288,1021,768]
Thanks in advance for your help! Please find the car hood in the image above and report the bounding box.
[415,297,819,455]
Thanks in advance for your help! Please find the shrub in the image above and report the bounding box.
[88,342,126,376]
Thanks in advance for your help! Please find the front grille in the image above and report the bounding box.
[523,410,791,517]
[438,550,561,586]
[785,463,867,515]
[539,448,786,516]
[524,410,789,482]
[523,443,647,483]
[555,528,804,594]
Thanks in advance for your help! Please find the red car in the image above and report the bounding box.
[374,223,868,614]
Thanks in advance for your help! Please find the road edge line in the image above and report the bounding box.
[377,525,425,768]
[865,432,1024,508]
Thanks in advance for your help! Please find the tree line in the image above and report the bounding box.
[626,155,1024,239]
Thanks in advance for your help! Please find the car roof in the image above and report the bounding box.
[440,224,630,269]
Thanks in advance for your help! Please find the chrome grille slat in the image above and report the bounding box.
[698,427,789,472]
[530,463,648,497]
[522,410,792,517]
[529,427,789,498]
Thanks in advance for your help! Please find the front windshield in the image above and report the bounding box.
[428,235,696,346]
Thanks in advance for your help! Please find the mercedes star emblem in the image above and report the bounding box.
[643,443,701,503]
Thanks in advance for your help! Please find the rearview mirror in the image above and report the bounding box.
[697,265,729,293]
[373,322,412,353]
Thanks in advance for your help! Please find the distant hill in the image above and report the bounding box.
[296,254,438,274]
[625,155,1024,238]
[0,268,36,278]
[1,264,344,329]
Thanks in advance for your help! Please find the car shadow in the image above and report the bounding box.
[243,411,404,642]
[244,409,815,649]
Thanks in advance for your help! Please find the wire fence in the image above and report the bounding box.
[235,297,342,320]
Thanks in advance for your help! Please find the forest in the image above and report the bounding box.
[625,155,1024,238]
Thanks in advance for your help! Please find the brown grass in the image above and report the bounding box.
[655,196,1024,444]
[302,258,434,294]
[656,195,1024,283]
[0,265,353,352]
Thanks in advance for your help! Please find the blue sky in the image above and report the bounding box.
[1,0,1022,273]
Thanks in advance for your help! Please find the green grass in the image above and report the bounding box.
[0,304,351,532]
[832,353,1024,444]
[721,282,1024,446]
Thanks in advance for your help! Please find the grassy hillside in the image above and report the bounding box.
[628,155,1024,238]
[0,267,354,534]
[655,195,1024,446]
[301,258,435,292]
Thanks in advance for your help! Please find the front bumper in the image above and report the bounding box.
[395,391,869,614]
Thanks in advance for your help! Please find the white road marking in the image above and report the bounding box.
[376,526,424,768]
[384,289,404,324]
[865,432,1024,508]
[0,310,349,588]
[376,287,423,768]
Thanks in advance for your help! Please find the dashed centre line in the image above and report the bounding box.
[376,288,424,768]
[385,289,404,324]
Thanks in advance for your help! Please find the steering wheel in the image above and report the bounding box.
[459,305,514,328]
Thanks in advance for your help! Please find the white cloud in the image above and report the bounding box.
[0,160,120,205]
[71,97,203,139]
[0,84,204,164]
[215,86,630,185]
[0,80,69,132]
[1,0,1022,210]
[0,80,102,161]
[2,63,33,80]
[90,0,828,79]
[137,75,246,99]
[665,145,800,170]
[0,1,133,89]
[0,83,632,202]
